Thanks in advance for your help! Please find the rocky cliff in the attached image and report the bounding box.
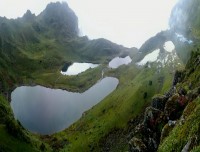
[128,50,200,151]
[128,0,200,150]
[0,0,200,152]
[0,2,129,100]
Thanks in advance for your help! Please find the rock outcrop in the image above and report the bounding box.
[128,51,200,152]
[39,2,79,39]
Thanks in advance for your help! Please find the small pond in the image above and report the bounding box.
[61,62,99,76]
[11,77,118,135]
[109,56,132,68]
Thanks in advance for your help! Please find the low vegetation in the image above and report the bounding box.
[0,0,200,151]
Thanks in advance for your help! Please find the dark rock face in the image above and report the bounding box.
[22,10,36,22]
[129,106,167,152]
[129,86,191,152]
[0,2,79,45]
[128,77,200,152]
[128,67,198,152]
[169,0,200,35]
[164,93,188,120]
[61,62,72,72]
[129,137,147,152]
[173,70,185,86]
[40,2,79,39]
[143,107,164,131]
[139,31,170,54]
[151,95,168,111]
[187,87,200,102]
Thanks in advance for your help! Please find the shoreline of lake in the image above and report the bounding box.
[11,77,119,135]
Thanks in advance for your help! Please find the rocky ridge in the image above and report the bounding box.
[128,50,200,151]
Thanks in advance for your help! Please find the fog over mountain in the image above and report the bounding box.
[0,0,200,151]
[0,0,177,48]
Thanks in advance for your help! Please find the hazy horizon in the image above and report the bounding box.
[0,0,178,48]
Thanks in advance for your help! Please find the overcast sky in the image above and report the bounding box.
[0,0,178,48]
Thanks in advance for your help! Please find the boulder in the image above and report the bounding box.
[129,137,147,152]
[173,71,184,86]
[187,87,200,102]
[164,94,179,120]
[143,107,165,131]
[160,123,175,142]
[178,88,187,96]
[151,95,168,111]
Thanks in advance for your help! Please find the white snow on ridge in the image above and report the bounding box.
[137,49,160,66]
[175,33,193,44]
[109,56,132,69]
[164,41,175,52]
[137,41,181,68]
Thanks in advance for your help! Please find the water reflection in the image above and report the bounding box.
[11,77,118,135]
[61,62,99,75]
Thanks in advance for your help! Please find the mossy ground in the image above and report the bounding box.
[158,51,200,152]
[0,95,51,152]
[158,98,200,152]
[0,125,39,152]
[49,62,175,152]
[1,1,197,151]
[0,48,178,152]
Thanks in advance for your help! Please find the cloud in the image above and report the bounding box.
[0,0,178,48]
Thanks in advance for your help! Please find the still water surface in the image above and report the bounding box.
[11,77,118,135]
[61,62,99,76]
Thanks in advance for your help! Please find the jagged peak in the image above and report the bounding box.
[39,1,79,38]
[139,30,171,54]
[45,1,69,10]
[22,9,36,21]
[42,1,74,18]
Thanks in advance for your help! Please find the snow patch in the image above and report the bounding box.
[164,41,175,52]
[175,33,193,44]
[109,56,132,68]
[137,49,160,66]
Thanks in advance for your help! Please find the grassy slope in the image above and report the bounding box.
[0,52,176,152]
[0,34,129,92]
[0,21,183,152]
[48,61,175,152]
[0,2,129,93]
[158,98,200,152]
[0,125,38,152]
[159,1,200,148]
[0,3,132,151]
[0,95,45,152]
[158,51,200,151]
[1,1,194,151]
[22,64,103,92]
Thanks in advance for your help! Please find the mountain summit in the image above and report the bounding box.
[39,2,79,38]
[0,1,200,152]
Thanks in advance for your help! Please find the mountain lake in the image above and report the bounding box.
[11,77,119,135]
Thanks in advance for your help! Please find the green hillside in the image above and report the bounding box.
[0,0,200,152]
[0,2,130,95]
